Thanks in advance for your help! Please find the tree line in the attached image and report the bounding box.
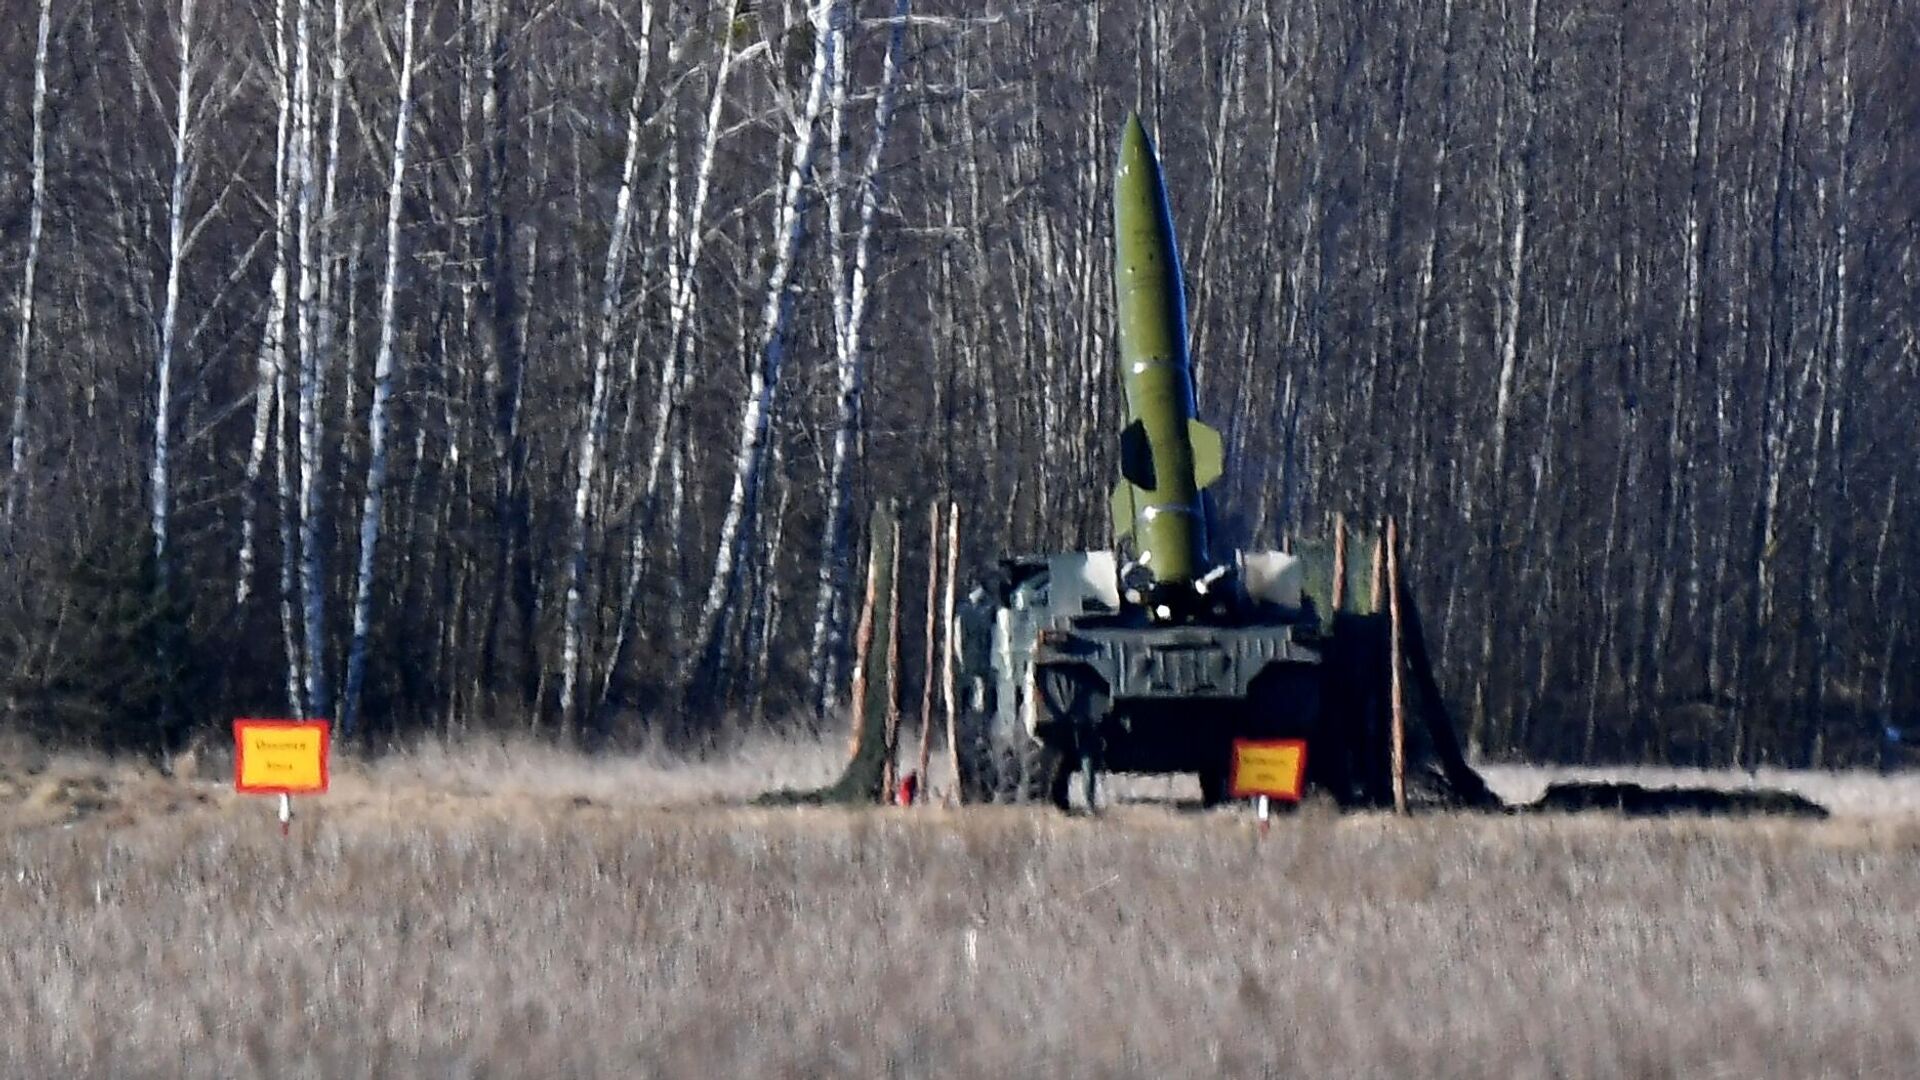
[0,0,1914,766]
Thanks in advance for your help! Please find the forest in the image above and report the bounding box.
[0,0,1913,766]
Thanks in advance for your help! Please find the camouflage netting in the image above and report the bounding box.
[1293,535,1500,811]
[1294,533,1828,816]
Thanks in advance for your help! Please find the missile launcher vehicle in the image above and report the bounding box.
[951,116,1491,811]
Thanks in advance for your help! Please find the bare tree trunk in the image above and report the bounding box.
[474,0,539,719]
[292,0,331,717]
[1406,0,1456,533]
[592,13,746,719]
[684,0,840,700]
[557,1,656,727]
[845,510,882,762]
[1652,0,1714,698]
[638,16,747,509]
[152,0,201,590]
[1740,12,1808,765]
[1807,4,1860,765]
[5,0,52,535]
[1869,478,1900,752]
[1471,0,1539,756]
[339,0,419,738]
[237,0,295,609]
[807,0,913,719]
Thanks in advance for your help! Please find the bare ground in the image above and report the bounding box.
[2,738,1917,1078]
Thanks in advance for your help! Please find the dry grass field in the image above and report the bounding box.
[3,736,1918,1078]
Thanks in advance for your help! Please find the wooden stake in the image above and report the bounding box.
[1369,528,1387,614]
[881,513,904,795]
[914,502,941,798]
[817,506,898,804]
[846,517,883,763]
[1386,516,1408,815]
[1331,512,1348,612]
[941,501,962,804]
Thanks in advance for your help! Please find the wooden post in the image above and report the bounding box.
[783,504,899,804]
[941,501,962,804]
[914,502,941,797]
[1369,528,1387,613]
[1331,512,1348,612]
[845,506,897,799]
[1386,516,1408,814]
[881,513,904,795]
[846,518,883,763]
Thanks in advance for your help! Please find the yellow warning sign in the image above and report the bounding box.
[1229,739,1307,801]
[233,719,331,794]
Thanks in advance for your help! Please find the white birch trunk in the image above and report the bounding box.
[1751,18,1804,684]
[1487,19,1535,496]
[236,0,293,606]
[807,0,913,716]
[1471,0,1538,752]
[683,0,840,693]
[339,0,419,738]
[5,0,52,533]
[1408,0,1455,528]
[1653,4,1711,695]
[1869,479,1900,739]
[557,1,655,725]
[291,0,329,715]
[590,16,746,716]
[313,0,346,415]
[637,19,748,522]
[153,0,200,586]
[264,0,304,714]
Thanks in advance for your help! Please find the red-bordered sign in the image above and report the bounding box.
[233,719,331,794]
[1228,738,1308,801]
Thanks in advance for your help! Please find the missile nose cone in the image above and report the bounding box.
[1116,112,1153,176]
[1112,114,1177,283]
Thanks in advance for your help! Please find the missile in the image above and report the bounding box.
[1109,113,1225,617]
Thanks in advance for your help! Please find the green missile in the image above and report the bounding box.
[1109,113,1224,612]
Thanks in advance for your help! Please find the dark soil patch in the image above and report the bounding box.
[1525,780,1828,819]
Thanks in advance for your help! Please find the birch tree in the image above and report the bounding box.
[5,0,52,535]
[556,0,655,728]
[806,0,913,718]
[684,0,841,700]
[151,0,205,589]
[236,0,294,615]
[1470,0,1541,754]
[339,0,419,738]
[592,10,758,724]
[290,0,330,716]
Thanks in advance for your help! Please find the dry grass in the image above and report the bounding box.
[3,739,1919,1077]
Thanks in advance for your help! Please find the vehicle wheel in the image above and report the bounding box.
[953,697,1072,807]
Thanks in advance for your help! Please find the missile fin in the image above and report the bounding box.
[1189,419,1224,489]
